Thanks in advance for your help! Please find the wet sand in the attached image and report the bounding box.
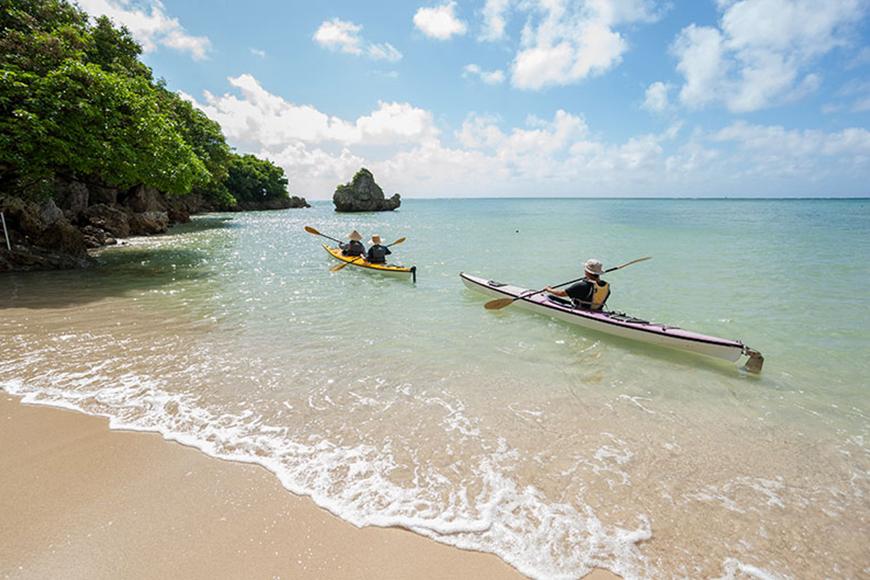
[0,395,618,579]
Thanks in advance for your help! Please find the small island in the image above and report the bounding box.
[333,168,401,212]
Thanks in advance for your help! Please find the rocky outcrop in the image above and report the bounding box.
[333,168,400,212]
[0,195,91,271]
[84,203,131,238]
[2,178,310,272]
[128,211,169,235]
[235,196,310,211]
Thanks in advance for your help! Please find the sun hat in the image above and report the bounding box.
[584,259,604,276]
[371,234,382,244]
[348,230,362,241]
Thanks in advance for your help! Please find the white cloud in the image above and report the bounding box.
[313,18,363,55]
[76,0,210,60]
[414,1,468,40]
[480,0,513,41]
[250,48,266,58]
[190,75,436,151]
[185,73,870,197]
[672,0,864,112]
[463,64,506,84]
[510,0,663,90]
[367,43,403,62]
[314,18,403,62]
[642,81,672,112]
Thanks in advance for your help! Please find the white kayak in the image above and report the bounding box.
[460,272,763,372]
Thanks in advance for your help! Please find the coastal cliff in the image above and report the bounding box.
[333,168,401,212]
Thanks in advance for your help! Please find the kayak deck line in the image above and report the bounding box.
[323,244,417,282]
[460,272,764,373]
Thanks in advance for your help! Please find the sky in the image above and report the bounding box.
[75,0,870,198]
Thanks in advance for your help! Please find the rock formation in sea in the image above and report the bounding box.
[333,168,400,212]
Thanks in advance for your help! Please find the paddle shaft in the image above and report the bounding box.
[485,256,651,310]
[304,226,343,244]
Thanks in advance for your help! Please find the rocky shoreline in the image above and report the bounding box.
[0,180,308,272]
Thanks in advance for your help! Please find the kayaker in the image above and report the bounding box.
[339,230,366,257]
[545,259,610,310]
[366,234,391,264]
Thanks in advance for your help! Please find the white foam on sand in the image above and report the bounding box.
[1,377,652,579]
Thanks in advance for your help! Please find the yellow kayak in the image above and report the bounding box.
[323,244,416,282]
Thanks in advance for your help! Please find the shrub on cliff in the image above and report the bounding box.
[225,154,290,204]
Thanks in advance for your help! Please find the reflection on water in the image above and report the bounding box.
[2,200,869,578]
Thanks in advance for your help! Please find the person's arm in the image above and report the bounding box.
[384,246,391,255]
[545,287,568,297]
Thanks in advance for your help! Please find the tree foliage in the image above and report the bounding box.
[225,154,289,203]
[0,0,287,207]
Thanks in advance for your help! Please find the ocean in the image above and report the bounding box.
[2,198,868,578]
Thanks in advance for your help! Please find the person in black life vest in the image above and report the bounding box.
[339,230,365,257]
[365,234,391,264]
[545,259,610,310]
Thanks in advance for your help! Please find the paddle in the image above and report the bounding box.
[304,225,343,244]
[330,237,407,272]
[483,256,652,311]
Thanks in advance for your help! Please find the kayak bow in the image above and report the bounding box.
[460,272,763,372]
[324,244,416,282]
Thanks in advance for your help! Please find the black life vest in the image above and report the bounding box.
[367,244,388,263]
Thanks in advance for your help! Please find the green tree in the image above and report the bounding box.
[225,154,289,203]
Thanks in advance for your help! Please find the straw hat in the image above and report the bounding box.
[584,259,604,276]
[348,230,362,241]
[371,234,382,245]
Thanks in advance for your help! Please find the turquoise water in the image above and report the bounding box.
[2,199,868,578]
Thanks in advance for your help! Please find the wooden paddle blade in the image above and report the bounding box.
[484,297,515,310]
[304,226,321,236]
[330,261,353,272]
[606,256,651,272]
[389,237,406,246]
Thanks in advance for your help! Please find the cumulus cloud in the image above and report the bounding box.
[510,0,663,90]
[642,81,672,112]
[672,0,864,112]
[463,64,506,84]
[76,0,210,59]
[185,73,870,197]
[480,0,512,41]
[313,18,402,62]
[414,1,468,40]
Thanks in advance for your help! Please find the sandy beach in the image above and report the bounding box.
[0,395,617,579]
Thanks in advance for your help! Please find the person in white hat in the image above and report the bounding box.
[339,230,366,257]
[365,234,392,264]
[545,258,611,310]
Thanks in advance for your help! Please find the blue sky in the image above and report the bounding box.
[77,0,870,198]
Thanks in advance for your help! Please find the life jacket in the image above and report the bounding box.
[589,280,610,310]
[342,240,364,257]
[367,244,388,264]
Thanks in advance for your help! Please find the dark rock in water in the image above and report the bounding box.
[234,196,310,211]
[0,195,91,271]
[128,211,169,235]
[84,204,130,238]
[36,220,87,256]
[333,168,400,212]
[81,225,116,248]
[122,184,167,213]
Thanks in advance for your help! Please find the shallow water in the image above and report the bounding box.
[2,199,868,578]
